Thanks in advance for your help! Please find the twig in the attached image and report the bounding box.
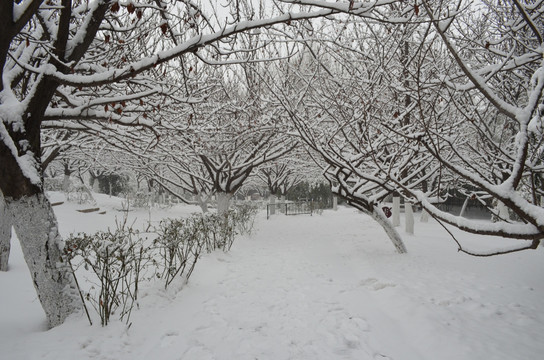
[68,260,93,326]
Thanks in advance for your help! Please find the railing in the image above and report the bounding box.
[267,202,314,219]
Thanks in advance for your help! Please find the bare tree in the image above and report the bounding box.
[278,0,544,255]
[258,160,305,200]
[0,0,364,327]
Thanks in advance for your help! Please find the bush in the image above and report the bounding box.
[201,213,236,252]
[65,225,151,326]
[232,204,259,235]
[154,217,204,289]
[65,206,259,325]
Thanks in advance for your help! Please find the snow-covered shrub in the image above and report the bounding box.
[232,204,259,236]
[65,226,151,326]
[154,209,258,289]
[154,218,204,289]
[201,212,237,252]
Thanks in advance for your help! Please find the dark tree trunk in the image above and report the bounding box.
[0,193,11,271]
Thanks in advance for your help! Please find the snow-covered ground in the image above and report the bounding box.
[1,193,543,360]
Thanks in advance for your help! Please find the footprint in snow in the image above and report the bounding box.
[360,278,396,291]
[318,311,372,355]
[160,330,179,348]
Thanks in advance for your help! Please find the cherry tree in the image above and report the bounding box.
[1,0,367,327]
[176,75,298,214]
[407,0,544,254]
[5,0,418,326]
[134,139,215,212]
[279,1,544,255]
[258,160,305,200]
[267,11,424,253]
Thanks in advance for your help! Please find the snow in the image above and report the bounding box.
[1,192,544,359]
[0,122,41,187]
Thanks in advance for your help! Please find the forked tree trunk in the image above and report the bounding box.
[0,193,11,271]
[90,177,99,192]
[4,194,82,327]
[216,192,232,215]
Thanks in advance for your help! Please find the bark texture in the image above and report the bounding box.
[216,192,233,215]
[269,195,277,216]
[368,206,407,254]
[5,194,82,327]
[365,208,406,254]
[343,197,407,254]
[0,193,10,271]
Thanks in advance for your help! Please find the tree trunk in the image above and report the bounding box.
[0,193,11,271]
[62,163,72,193]
[459,196,469,217]
[196,193,209,213]
[497,201,510,221]
[405,203,414,235]
[4,194,82,328]
[90,176,99,192]
[420,209,429,223]
[269,194,276,215]
[343,198,407,253]
[368,206,407,254]
[333,195,338,211]
[216,192,232,215]
[392,196,401,227]
[62,173,71,193]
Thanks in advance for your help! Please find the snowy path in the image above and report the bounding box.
[1,202,544,359]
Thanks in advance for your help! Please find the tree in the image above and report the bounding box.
[4,1,397,326]
[258,161,304,199]
[278,0,544,255]
[0,192,10,271]
[407,0,544,254]
[179,75,298,214]
[268,11,422,253]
